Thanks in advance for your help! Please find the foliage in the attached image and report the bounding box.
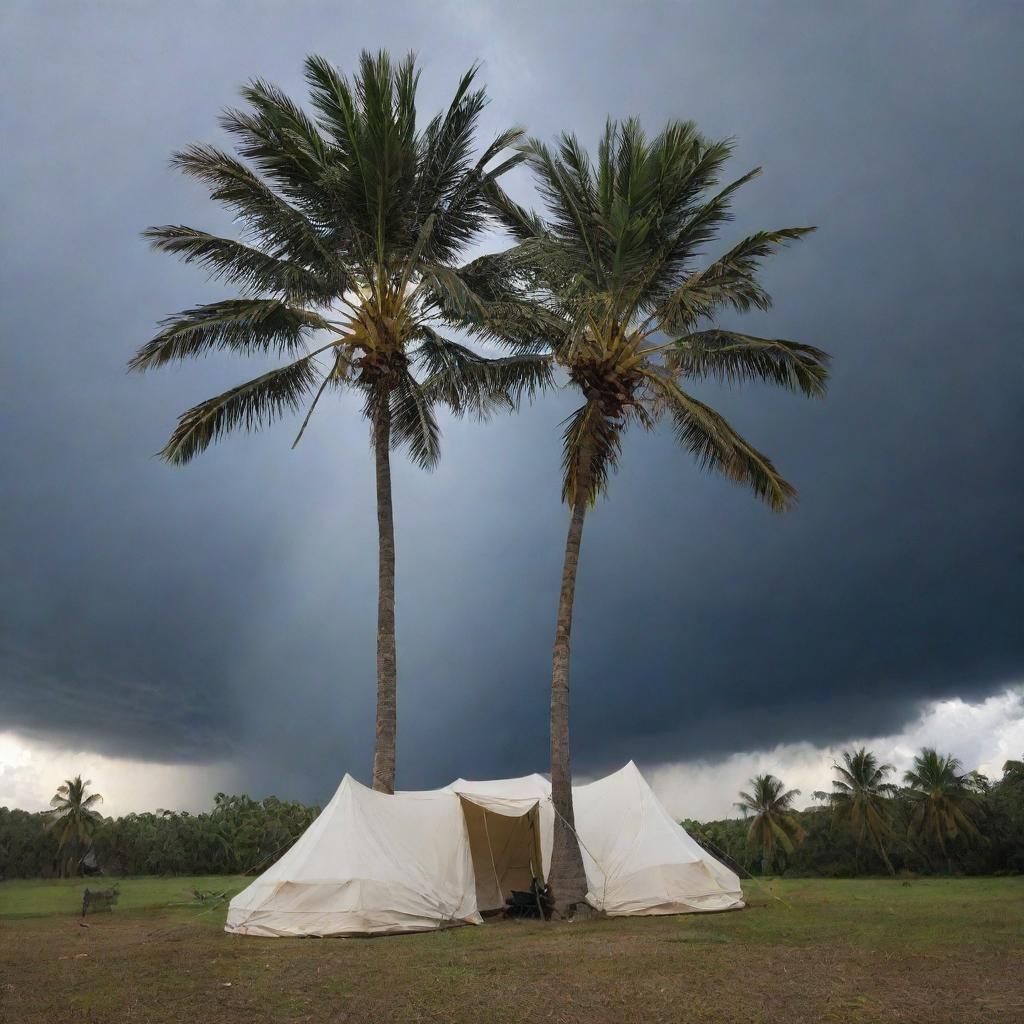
[813,748,898,875]
[688,750,1024,878]
[133,50,547,469]
[902,748,985,870]
[45,776,103,877]
[0,793,317,879]
[485,117,829,509]
[735,773,806,872]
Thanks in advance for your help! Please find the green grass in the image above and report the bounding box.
[0,874,249,919]
[2,876,1021,1023]
[720,876,1023,953]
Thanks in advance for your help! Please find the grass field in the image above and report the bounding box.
[1,876,1021,1023]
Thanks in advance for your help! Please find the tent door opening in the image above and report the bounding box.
[458,797,545,914]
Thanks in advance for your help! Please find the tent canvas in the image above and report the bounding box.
[226,762,743,937]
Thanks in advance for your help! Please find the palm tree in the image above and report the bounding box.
[735,774,805,874]
[131,52,549,794]
[903,748,984,872]
[46,776,103,876]
[486,119,829,907]
[814,748,898,876]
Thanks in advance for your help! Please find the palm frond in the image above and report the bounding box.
[448,249,567,353]
[304,51,422,268]
[560,401,623,506]
[668,329,830,398]
[129,299,333,371]
[171,143,332,266]
[387,370,440,470]
[640,164,762,301]
[413,328,553,416]
[160,352,325,464]
[644,372,796,512]
[658,226,815,331]
[416,262,487,320]
[483,179,547,242]
[143,226,339,302]
[519,136,606,290]
[221,77,333,211]
[303,53,359,154]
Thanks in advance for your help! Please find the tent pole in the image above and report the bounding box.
[481,809,502,910]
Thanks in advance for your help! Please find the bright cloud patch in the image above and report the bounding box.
[648,687,1024,821]
[0,732,240,816]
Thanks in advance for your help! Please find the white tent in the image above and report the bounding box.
[225,762,743,937]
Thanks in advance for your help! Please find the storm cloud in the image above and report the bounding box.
[1,1,1022,804]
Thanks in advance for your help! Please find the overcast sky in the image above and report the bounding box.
[1,2,1022,817]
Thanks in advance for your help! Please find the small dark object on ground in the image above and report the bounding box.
[505,879,553,920]
[81,884,120,917]
[190,888,228,906]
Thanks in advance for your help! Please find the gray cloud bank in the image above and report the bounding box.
[1,2,1021,802]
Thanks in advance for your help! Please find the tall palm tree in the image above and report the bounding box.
[814,748,898,876]
[486,119,829,908]
[736,774,805,874]
[131,53,549,793]
[47,776,103,876]
[903,748,983,872]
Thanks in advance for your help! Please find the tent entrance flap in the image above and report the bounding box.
[458,797,544,913]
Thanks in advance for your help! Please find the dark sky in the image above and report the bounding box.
[2,2,1022,803]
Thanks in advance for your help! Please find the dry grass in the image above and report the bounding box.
[1,877,1022,1023]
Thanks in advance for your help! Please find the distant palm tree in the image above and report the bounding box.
[736,774,805,873]
[131,52,548,794]
[814,748,897,876]
[47,776,103,876]
[486,119,829,908]
[903,748,984,872]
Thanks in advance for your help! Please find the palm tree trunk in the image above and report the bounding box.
[546,448,592,915]
[371,397,398,794]
[874,835,896,877]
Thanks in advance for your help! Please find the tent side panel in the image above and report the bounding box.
[226,779,482,937]
[571,763,744,916]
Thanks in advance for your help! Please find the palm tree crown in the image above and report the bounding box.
[736,773,805,871]
[489,118,830,507]
[814,747,897,875]
[903,748,984,866]
[47,776,103,875]
[132,51,545,466]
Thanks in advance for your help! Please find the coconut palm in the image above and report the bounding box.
[903,748,984,872]
[736,774,805,873]
[46,776,103,876]
[814,748,898,876]
[131,52,550,793]
[486,119,829,907]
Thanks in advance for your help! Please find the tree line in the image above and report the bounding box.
[131,49,830,913]
[688,748,1024,878]
[0,783,318,880]
[2,747,1020,880]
